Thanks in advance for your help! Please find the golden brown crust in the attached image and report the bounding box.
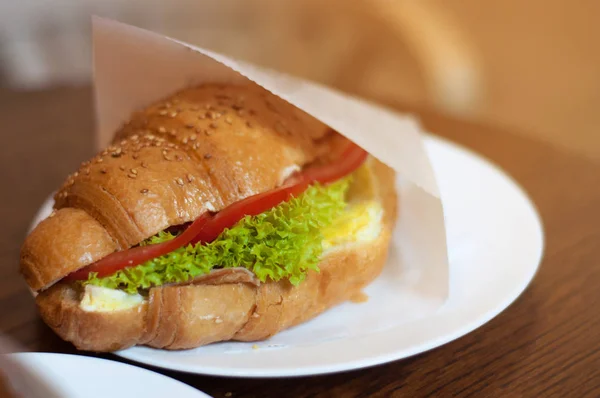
[20,208,118,291]
[20,84,339,290]
[34,159,397,352]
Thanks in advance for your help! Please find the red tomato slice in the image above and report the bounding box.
[64,141,368,282]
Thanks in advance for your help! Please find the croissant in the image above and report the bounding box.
[20,84,397,351]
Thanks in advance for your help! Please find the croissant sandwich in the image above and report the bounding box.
[20,84,398,352]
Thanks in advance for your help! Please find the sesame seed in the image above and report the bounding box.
[175,155,183,161]
[225,116,233,125]
[128,173,137,179]
[204,153,212,159]
[141,161,148,168]
[147,134,156,140]
[232,104,243,111]
[185,123,194,129]
[215,318,224,324]
[100,168,107,174]
[97,158,103,163]
[190,106,199,111]
[204,104,212,110]
[176,177,184,186]
[167,143,176,148]
[176,107,183,112]
[158,126,167,134]
[165,101,172,107]
[209,122,218,129]
[131,134,139,140]
[85,168,90,175]
[190,134,197,141]
[198,114,206,120]
[159,110,168,116]
[193,143,200,150]
[120,140,128,146]
[186,173,194,182]
[119,165,126,171]
[182,137,189,144]
[169,111,177,118]
[130,168,138,175]
[132,153,139,160]
[140,188,149,194]
[236,109,245,116]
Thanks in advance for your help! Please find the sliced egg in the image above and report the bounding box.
[80,285,144,312]
[322,201,383,250]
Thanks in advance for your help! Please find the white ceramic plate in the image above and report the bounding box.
[1,353,210,397]
[30,135,544,377]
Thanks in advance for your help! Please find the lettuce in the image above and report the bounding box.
[86,178,351,294]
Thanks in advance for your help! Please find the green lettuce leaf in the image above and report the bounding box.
[86,178,351,294]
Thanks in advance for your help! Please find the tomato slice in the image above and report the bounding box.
[64,141,368,282]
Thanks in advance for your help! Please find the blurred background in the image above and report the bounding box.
[0,0,598,158]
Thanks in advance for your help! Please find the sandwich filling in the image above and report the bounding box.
[87,177,350,294]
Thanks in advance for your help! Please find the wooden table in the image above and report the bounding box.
[1,86,599,397]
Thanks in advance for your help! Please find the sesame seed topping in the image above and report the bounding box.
[204,153,212,159]
[209,122,218,129]
[158,126,167,134]
[190,106,199,111]
[175,154,183,161]
[131,134,139,140]
[176,177,184,186]
[182,137,189,144]
[132,153,139,160]
[169,112,177,118]
[119,165,126,171]
[198,114,206,120]
[204,104,213,110]
[128,173,137,179]
[100,168,107,174]
[165,101,172,107]
[96,158,104,163]
[85,168,90,175]
[186,173,194,182]
[192,142,200,150]
[167,142,176,148]
[140,188,149,194]
[190,134,197,141]
[130,168,138,175]
[141,161,148,168]
[232,104,243,111]
[225,116,233,124]
[120,140,128,146]
[185,123,194,129]
[159,110,168,116]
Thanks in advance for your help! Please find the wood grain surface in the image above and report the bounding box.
[0,86,598,397]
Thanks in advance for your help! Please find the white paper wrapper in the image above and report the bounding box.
[92,17,449,332]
